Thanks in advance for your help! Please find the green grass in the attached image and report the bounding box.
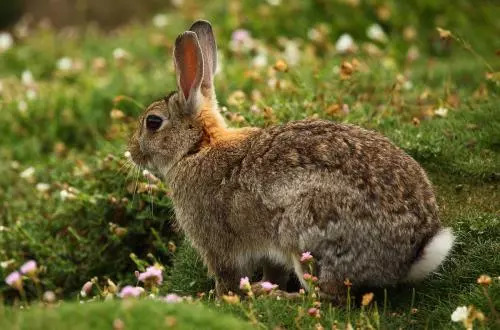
[0,300,251,330]
[0,0,499,328]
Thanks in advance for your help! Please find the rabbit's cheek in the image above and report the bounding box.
[138,136,156,156]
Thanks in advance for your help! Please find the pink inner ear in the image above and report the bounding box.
[180,39,198,100]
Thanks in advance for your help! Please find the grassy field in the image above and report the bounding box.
[0,0,499,329]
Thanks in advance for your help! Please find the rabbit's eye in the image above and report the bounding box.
[146,115,163,131]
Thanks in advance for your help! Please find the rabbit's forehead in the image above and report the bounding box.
[143,91,181,117]
[142,101,169,121]
[144,100,167,114]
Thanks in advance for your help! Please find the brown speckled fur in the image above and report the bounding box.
[129,21,444,301]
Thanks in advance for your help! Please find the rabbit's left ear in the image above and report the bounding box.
[173,31,204,116]
[189,20,217,96]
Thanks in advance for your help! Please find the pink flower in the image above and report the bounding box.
[5,271,22,290]
[20,260,37,276]
[80,281,93,297]
[138,266,163,285]
[308,307,320,318]
[300,252,313,263]
[119,286,144,298]
[239,276,251,291]
[231,29,251,43]
[303,273,312,281]
[164,293,182,303]
[229,29,254,53]
[260,281,278,292]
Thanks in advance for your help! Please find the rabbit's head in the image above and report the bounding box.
[128,21,224,175]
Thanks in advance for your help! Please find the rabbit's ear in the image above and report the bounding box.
[173,31,204,115]
[189,20,217,94]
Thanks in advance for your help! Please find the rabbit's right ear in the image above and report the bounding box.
[173,31,204,116]
[189,20,217,95]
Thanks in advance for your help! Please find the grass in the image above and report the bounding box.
[0,299,252,330]
[0,0,499,328]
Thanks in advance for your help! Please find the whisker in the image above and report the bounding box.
[132,165,140,206]
[147,174,155,219]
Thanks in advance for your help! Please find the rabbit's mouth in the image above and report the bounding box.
[131,151,150,168]
[127,134,150,169]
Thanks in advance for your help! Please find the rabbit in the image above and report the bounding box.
[128,20,455,302]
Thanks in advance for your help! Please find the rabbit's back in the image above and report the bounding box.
[242,120,437,213]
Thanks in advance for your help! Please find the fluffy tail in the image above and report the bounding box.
[406,227,455,282]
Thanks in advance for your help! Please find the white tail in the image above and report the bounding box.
[406,227,455,282]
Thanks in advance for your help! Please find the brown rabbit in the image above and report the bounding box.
[128,20,454,301]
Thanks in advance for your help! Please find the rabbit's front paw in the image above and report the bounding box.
[214,268,243,297]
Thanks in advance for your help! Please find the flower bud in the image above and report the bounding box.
[80,281,93,297]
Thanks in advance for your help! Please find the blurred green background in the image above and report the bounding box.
[0,0,499,329]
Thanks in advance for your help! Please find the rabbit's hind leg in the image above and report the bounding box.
[292,252,349,305]
[317,273,349,305]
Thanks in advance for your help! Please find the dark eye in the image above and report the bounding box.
[145,115,163,131]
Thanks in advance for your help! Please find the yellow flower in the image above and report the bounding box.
[436,27,452,40]
[361,292,374,306]
[477,274,492,287]
[222,294,240,304]
[274,59,288,72]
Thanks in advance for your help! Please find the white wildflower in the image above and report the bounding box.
[252,52,268,68]
[124,151,131,159]
[59,189,75,201]
[57,57,73,71]
[20,166,35,179]
[267,0,281,5]
[67,186,79,194]
[366,24,387,43]
[335,33,355,53]
[36,183,50,192]
[0,32,13,52]
[403,80,413,90]
[0,259,15,268]
[113,48,129,61]
[21,70,34,86]
[171,0,184,7]
[435,107,448,117]
[60,188,78,201]
[152,14,169,28]
[451,306,468,322]
[267,77,278,90]
[283,40,300,66]
[307,28,321,42]
[18,100,28,113]
[60,190,68,201]
[43,291,56,303]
